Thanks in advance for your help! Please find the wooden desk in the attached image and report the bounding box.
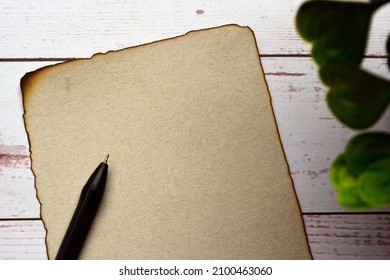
[1,0,389,259]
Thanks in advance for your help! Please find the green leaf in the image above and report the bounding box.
[329,154,359,192]
[358,158,390,208]
[320,61,390,129]
[337,189,371,210]
[329,154,370,209]
[330,146,390,209]
[296,0,380,66]
[345,132,390,174]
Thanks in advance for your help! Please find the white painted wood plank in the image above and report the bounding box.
[303,214,390,259]
[1,58,390,216]
[0,220,47,260]
[262,57,390,212]
[0,163,39,219]
[1,215,389,259]
[0,62,54,218]
[0,0,389,58]
[0,62,55,146]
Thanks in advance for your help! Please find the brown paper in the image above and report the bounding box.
[21,25,311,259]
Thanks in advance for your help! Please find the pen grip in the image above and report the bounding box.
[55,162,107,260]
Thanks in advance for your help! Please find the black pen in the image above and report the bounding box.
[56,154,109,260]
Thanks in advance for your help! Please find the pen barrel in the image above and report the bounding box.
[56,162,108,260]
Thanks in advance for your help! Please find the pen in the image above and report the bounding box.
[56,154,109,260]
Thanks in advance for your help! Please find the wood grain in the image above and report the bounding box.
[0,62,51,218]
[0,0,389,58]
[0,220,47,260]
[304,214,390,259]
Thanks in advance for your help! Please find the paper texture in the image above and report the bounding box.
[21,25,311,259]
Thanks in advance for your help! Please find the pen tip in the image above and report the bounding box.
[104,154,109,163]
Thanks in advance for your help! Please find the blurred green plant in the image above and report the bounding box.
[296,0,390,209]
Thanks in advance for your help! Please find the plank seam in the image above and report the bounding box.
[0,54,387,62]
[0,218,41,222]
[303,211,390,216]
